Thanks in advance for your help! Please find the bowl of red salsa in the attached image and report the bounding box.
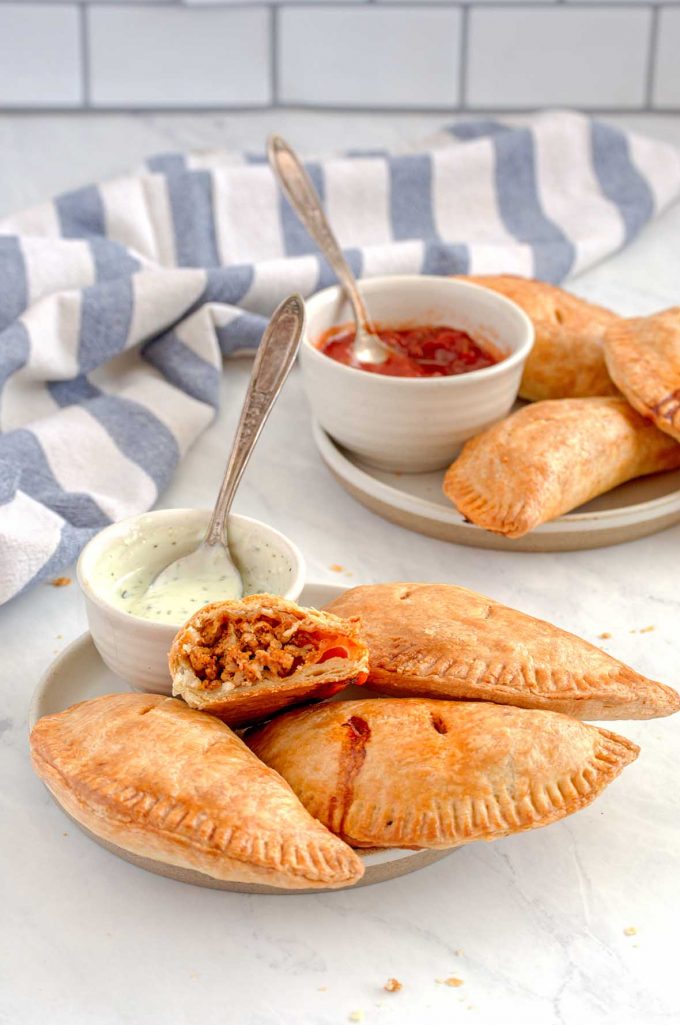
[299,276,534,473]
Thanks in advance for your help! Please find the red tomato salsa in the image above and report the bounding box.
[317,324,500,378]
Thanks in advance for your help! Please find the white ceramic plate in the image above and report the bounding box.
[30,581,454,894]
[313,422,680,552]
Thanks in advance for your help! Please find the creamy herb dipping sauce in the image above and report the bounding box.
[89,514,295,624]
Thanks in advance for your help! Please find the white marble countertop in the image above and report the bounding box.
[2,112,680,1025]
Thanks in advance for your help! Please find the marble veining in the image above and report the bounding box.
[1,111,680,1025]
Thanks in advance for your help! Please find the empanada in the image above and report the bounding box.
[443,397,680,538]
[30,693,364,889]
[247,699,638,849]
[460,275,620,400]
[324,583,680,720]
[604,308,680,442]
[170,594,369,727]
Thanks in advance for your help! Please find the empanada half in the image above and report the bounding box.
[30,693,364,889]
[443,397,680,538]
[459,275,620,401]
[604,308,680,442]
[170,594,369,727]
[324,583,680,721]
[247,698,638,849]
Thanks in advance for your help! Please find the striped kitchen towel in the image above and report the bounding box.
[0,110,678,605]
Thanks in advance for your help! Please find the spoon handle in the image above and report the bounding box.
[267,134,373,330]
[204,293,306,548]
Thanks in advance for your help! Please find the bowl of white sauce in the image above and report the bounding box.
[77,508,306,693]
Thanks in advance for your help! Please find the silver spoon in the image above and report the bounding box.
[267,134,390,366]
[133,294,306,618]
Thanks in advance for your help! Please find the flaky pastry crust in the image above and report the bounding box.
[604,308,680,442]
[247,698,639,849]
[30,693,364,889]
[324,583,680,720]
[443,397,680,538]
[169,594,369,727]
[460,275,620,401]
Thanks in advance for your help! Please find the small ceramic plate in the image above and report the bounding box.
[313,422,680,552]
[30,581,454,894]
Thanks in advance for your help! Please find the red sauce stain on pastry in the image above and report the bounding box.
[326,715,372,837]
[317,324,500,378]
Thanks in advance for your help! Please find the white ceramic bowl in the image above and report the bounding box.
[299,276,534,472]
[77,509,305,694]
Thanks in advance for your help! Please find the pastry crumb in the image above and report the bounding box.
[640,625,655,633]
[437,977,464,987]
[50,576,72,587]
[454,948,464,956]
[348,1011,364,1022]
[384,978,402,993]
[330,563,344,573]
[624,926,637,936]
[597,632,611,640]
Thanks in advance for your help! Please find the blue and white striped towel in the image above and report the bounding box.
[0,111,678,605]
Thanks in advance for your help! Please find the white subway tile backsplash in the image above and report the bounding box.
[89,6,271,107]
[0,0,674,113]
[278,6,461,108]
[653,8,680,107]
[0,4,81,107]
[467,7,651,109]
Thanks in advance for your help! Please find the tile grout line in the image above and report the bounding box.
[0,1,673,7]
[645,4,660,107]
[4,103,680,115]
[271,4,280,108]
[79,2,90,108]
[458,4,468,109]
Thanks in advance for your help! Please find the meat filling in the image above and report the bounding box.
[185,610,350,692]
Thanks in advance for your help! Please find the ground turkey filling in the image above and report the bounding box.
[186,610,347,692]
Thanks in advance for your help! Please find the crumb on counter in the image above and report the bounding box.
[640,625,655,633]
[437,977,464,987]
[330,564,344,573]
[384,978,402,993]
[624,926,637,936]
[50,576,72,587]
[454,949,464,956]
[348,1011,364,1022]
[598,632,612,640]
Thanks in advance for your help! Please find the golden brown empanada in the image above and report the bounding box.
[247,698,638,849]
[170,594,369,727]
[324,583,680,720]
[460,274,620,400]
[30,693,364,889]
[443,397,680,538]
[604,308,680,442]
